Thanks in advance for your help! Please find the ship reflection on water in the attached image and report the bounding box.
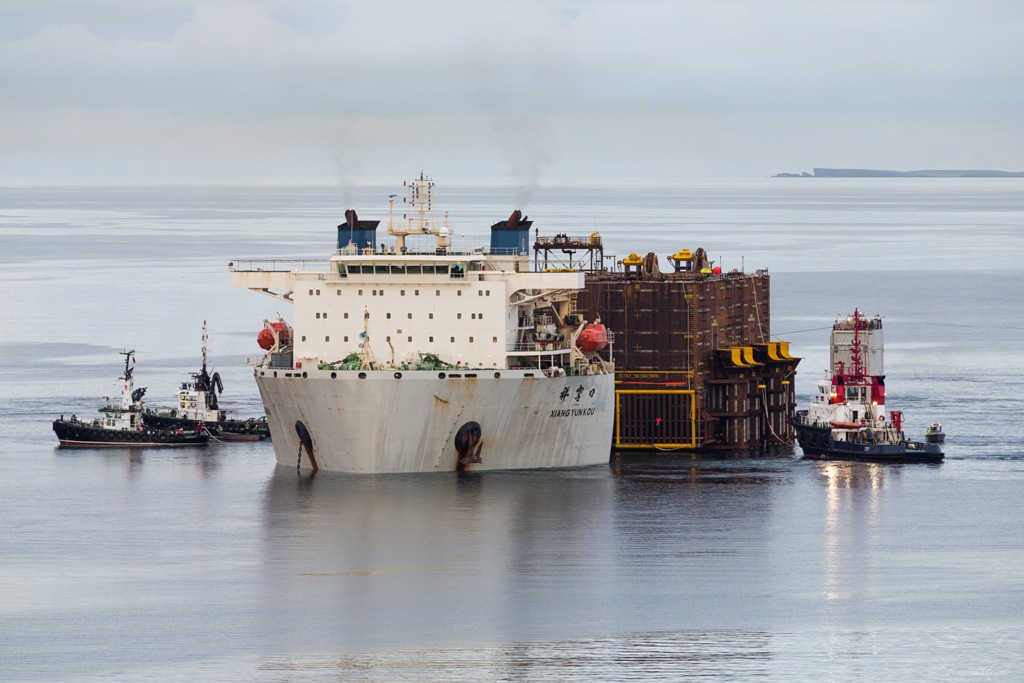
[255,629,776,680]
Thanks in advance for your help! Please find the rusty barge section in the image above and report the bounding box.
[536,234,799,452]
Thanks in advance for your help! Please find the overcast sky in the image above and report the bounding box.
[1,0,1022,180]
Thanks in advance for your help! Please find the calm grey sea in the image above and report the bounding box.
[1,178,1023,681]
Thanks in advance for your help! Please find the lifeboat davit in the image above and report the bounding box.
[577,320,608,352]
[257,321,291,350]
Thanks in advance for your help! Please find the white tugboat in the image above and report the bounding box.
[53,351,209,448]
[230,173,615,473]
[142,322,270,441]
[792,309,944,463]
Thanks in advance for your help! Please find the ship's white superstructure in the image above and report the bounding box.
[230,174,615,473]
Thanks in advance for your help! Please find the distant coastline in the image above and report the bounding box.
[774,168,1024,178]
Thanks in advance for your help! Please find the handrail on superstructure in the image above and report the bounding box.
[229,259,329,272]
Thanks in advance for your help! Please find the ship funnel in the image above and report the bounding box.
[489,209,533,255]
[337,209,382,252]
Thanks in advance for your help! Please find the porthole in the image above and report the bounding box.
[302,372,308,378]
[438,372,446,379]
[494,372,501,379]
[358,372,367,379]
[331,372,337,379]
[394,372,403,379]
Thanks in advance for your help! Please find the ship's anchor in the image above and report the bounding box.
[294,420,317,474]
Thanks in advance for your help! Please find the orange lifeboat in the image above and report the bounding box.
[257,321,291,350]
[577,319,608,352]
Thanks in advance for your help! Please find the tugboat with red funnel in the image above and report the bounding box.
[53,351,209,448]
[791,310,944,463]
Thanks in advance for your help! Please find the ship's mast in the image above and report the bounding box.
[119,349,135,410]
[849,309,865,380]
[201,320,209,374]
[359,308,377,371]
[387,172,450,253]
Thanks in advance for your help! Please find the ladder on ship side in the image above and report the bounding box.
[684,284,703,445]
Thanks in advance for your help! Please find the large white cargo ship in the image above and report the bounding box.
[230,174,615,473]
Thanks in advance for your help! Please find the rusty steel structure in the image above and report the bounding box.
[535,235,800,452]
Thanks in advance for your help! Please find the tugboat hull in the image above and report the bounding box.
[52,419,208,448]
[142,412,269,441]
[793,419,943,464]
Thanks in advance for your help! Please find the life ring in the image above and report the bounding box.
[188,402,197,409]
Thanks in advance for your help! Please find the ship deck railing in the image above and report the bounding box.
[507,340,572,354]
[335,246,527,258]
[229,259,329,272]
